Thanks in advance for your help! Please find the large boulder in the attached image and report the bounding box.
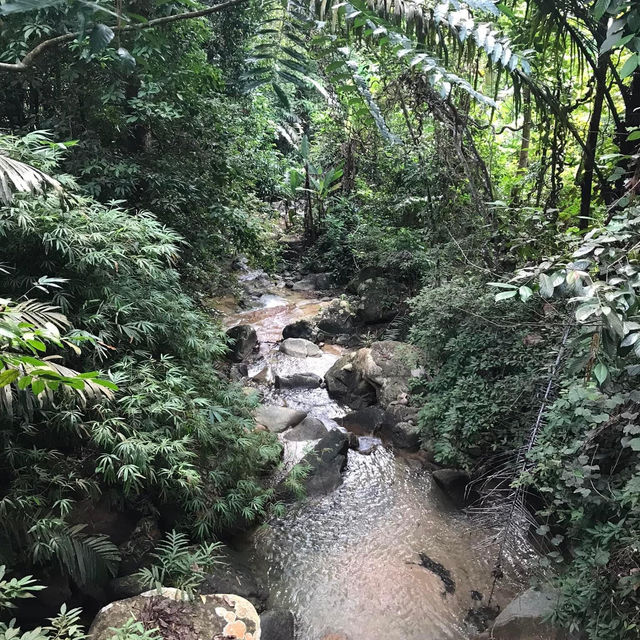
[279,429,349,498]
[227,325,258,362]
[260,609,295,640]
[275,373,323,389]
[279,338,322,358]
[325,341,424,410]
[338,406,419,450]
[354,277,409,324]
[254,405,307,433]
[432,469,479,508]
[88,589,261,640]
[482,588,568,640]
[283,416,329,441]
[282,319,315,341]
[316,299,356,337]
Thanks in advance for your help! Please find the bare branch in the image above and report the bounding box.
[0,0,247,72]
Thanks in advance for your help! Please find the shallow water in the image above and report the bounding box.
[218,270,531,640]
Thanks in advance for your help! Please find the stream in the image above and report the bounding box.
[218,266,533,640]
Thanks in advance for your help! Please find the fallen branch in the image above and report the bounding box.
[0,0,247,72]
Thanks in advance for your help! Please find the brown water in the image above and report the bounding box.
[214,269,532,640]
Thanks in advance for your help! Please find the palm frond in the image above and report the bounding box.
[0,153,62,205]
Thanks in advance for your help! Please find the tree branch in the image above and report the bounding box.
[0,0,247,72]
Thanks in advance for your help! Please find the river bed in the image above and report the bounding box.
[216,270,533,640]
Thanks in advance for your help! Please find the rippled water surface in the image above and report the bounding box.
[248,447,528,640]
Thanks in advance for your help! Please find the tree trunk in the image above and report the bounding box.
[511,85,531,204]
[578,20,608,229]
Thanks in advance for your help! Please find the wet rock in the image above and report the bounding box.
[227,325,258,362]
[292,276,316,291]
[275,372,323,389]
[347,432,359,449]
[201,549,268,611]
[251,365,274,385]
[432,468,479,508]
[338,407,419,450]
[283,416,329,441]
[486,588,568,640]
[325,341,424,410]
[230,363,249,381]
[325,353,377,410]
[117,516,162,574]
[384,421,419,451]
[279,429,349,498]
[314,273,332,290]
[355,277,409,324]
[260,609,295,640]
[89,588,260,640]
[279,337,322,358]
[338,406,387,434]
[254,405,307,433]
[282,319,315,341]
[316,299,355,336]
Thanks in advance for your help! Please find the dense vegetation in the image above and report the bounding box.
[1,0,639,638]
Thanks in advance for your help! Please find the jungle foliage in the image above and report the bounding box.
[1,0,640,638]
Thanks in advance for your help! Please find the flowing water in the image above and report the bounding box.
[217,268,532,640]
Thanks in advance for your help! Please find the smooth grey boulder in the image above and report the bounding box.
[325,353,377,410]
[316,299,356,336]
[280,337,322,358]
[226,324,258,362]
[282,319,315,340]
[384,421,419,451]
[283,416,329,441]
[260,609,295,640]
[292,276,316,291]
[338,406,387,434]
[254,404,307,433]
[276,372,323,389]
[338,406,419,450]
[355,276,409,324]
[486,588,568,640]
[432,468,478,508]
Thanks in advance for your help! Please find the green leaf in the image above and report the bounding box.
[271,82,291,110]
[495,290,518,301]
[593,0,611,20]
[89,24,114,53]
[519,285,533,302]
[628,437,640,451]
[0,368,19,387]
[621,54,639,79]
[627,130,640,141]
[594,362,609,385]
[539,273,555,298]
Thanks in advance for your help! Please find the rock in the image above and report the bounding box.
[354,277,409,324]
[321,634,351,640]
[279,429,349,498]
[384,421,419,451]
[432,469,479,508]
[201,549,268,611]
[279,338,322,358]
[251,365,274,385]
[88,588,260,640]
[338,407,419,450]
[118,516,162,574]
[109,574,146,600]
[488,588,569,640]
[338,406,387,434]
[325,353,377,410]
[254,405,307,433]
[231,363,249,381]
[260,609,295,640]
[227,325,258,362]
[282,319,315,341]
[347,432,359,449]
[314,273,332,290]
[276,373,323,389]
[325,341,424,410]
[292,276,316,291]
[316,299,356,336]
[282,416,329,441]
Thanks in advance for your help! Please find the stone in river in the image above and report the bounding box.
[279,337,322,358]
[254,404,307,433]
[275,372,323,389]
[283,416,329,441]
[282,319,315,340]
[226,324,258,362]
[260,609,295,640]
